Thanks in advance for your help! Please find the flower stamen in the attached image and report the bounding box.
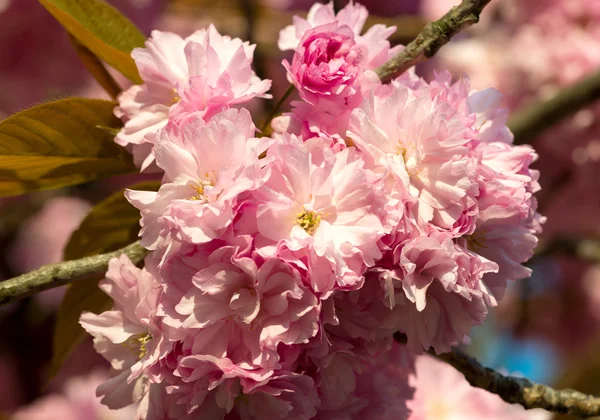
[122,333,152,360]
[296,210,322,235]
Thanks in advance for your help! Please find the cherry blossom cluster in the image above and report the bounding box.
[80,2,543,418]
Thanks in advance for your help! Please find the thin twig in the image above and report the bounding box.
[375,0,492,83]
[509,68,600,145]
[68,34,122,99]
[0,242,148,306]
[260,84,295,133]
[438,347,600,418]
[535,236,600,262]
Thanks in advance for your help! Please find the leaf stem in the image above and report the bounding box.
[260,84,295,133]
[509,68,600,145]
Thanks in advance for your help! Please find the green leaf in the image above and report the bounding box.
[49,181,158,378]
[0,98,135,197]
[38,0,145,83]
[64,180,159,260]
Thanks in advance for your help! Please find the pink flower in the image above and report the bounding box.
[312,340,413,420]
[283,23,363,108]
[233,373,320,419]
[75,1,546,414]
[271,100,352,145]
[278,1,399,69]
[279,2,398,111]
[126,108,271,258]
[171,247,320,353]
[374,231,497,353]
[257,258,321,350]
[79,255,165,410]
[115,26,271,170]
[152,369,319,419]
[254,135,386,293]
[348,79,480,236]
[468,142,543,300]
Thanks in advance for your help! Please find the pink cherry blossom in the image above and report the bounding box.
[78,1,547,415]
[254,135,386,293]
[278,1,400,69]
[348,78,480,236]
[279,1,398,112]
[115,26,271,170]
[12,371,136,420]
[283,23,363,108]
[469,142,543,300]
[372,231,497,354]
[79,254,165,410]
[126,108,271,258]
[271,99,352,145]
[170,245,320,354]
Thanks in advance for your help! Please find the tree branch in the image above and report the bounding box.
[509,68,600,145]
[0,242,148,306]
[375,0,492,83]
[535,236,600,262]
[438,347,600,418]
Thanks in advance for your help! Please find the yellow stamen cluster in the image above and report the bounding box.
[188,184,207,201]
[188,174,217,201]
[122,333,152,360]
[395,145,409,162]
[296,210,321,235]
[396,142,422,177]
[170,88,181,105]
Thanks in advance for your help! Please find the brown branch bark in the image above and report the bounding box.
[509,68,600,145]
[438,347,600,418]
[375,0,492,83]
[0,242,148,306]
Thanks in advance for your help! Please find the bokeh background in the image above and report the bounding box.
[0,0,599,419]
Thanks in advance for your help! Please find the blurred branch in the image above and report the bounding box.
[510,68,600,145]
[0,242,147,306]
[438,346,600,418]
[68,34,122,99]
[168,1,425,52]
[375,0,492,83]
[536,237,600,262]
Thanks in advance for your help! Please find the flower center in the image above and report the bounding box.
[189,185,207,201]
[296,209,321,235]
[188,177,215,202]
[170,88,181,105]
[396,141,421,177]
[122,333,152,360]
[465,230,487,252]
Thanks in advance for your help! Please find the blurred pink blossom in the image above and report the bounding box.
[12,370,136,420]
[9,197,91,274]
